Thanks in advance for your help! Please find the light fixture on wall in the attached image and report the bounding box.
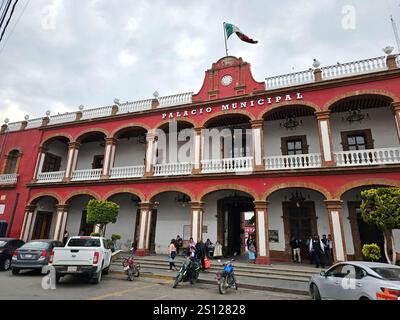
[280,114,302,131]
[342,108,370,124]
[175,194,191,207]
[289,191,306,208]
[137,134,147,144]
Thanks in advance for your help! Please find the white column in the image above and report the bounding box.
[391,102,400,142]
[254,201,270,264]
[192,128,202,174]
[251,120,264,171]
[53,205,69,242]
[64,142,80,181]
[33,147,47,180]
[144,133,157,177]
[190,202,203,242]
[20,205,36,242]
[316,111,335,166]
[136,203,153,256]
[325,200,347,262]
[101,138,117,179]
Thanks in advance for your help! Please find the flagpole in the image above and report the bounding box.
[223,22,228,56]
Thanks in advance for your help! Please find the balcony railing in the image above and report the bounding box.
[0,173,18,184]
[110,166,145,179]
[71,169,102,181]
[37,171,65,183]
[334,147,400,167]
[265,153,322,170]
[202,157,253,174]
[117,100,152,114]
[153,162,193,176]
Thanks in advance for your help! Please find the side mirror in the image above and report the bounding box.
[320,271,327,277]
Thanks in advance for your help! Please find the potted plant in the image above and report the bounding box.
[111,233,121,251]
[362,243,381,262]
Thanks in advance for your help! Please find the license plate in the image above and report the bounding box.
[24,254,32,258]
[123,266,130,271]
[67,266,77,272]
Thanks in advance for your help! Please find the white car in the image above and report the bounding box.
[309,261,400,300]
[50,236,112,284]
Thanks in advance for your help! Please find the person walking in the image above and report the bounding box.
[186,237,196,258]
[176,235,183,255]
[63,230,69,245]
[326,234,334,265]
[309,234,325,268]
[290,236,302,263]
[195,240,207,271]
[213,241,223,259]
[247,236,256,263]
[168,239,177,271]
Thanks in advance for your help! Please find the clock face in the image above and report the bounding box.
[221,75,233,87]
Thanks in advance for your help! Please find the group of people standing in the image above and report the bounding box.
[290,234,334,268]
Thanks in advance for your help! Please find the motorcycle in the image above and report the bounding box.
[216,259,238,294]
[122,248,141,281]
[172,256,201,288]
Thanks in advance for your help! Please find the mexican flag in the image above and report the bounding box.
[224,22,258,44]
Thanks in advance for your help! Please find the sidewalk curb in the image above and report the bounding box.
[111,271,309,296]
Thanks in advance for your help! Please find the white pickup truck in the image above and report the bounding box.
[49,236,112,284]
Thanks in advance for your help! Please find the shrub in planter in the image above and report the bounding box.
[90,232,101,237]
[86,200,119,236]
[362,243,381,262]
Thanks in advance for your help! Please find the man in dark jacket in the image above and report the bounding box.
[290,236,302,263]
[195,240,207,271]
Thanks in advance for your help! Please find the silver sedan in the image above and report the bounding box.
[309,261,400,300]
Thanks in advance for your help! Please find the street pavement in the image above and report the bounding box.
[0,269,309,300]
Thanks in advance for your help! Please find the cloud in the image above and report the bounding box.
[0,0,398,123]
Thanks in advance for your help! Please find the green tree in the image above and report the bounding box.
[360,187,400,264]
[86,199,119,236]
[362,243,381,262]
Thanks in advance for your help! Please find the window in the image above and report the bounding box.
[42,153,61,172]
[281,136,308,155]
[4,150,20,174]
[92,155,104,169]
[341,129,374,151]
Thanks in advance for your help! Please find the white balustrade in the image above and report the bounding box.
[49,113,76,125]
[157,92,193,108]
[265,153,322,170]
[80,106,113,120]
[153,162,193,176]
[0,173,17,184]
[334,147,400,167]
[265,70,314,89]
[36,171,65,182]
[117,100,152,114]
[110,166,145,179]
[6,122,22,132]
[397,54,400,68]
[321,56,386,79]
[71,169,102,181]
[25,118,43,129]
[201,157,253,173]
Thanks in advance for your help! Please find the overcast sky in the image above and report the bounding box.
[0,0,399,123]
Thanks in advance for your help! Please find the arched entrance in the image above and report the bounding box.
[202,189,255,258]
[65,194,96,236]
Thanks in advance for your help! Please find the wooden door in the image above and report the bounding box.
[32,212,53,240]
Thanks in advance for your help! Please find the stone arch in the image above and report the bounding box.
[201,110,255,128]
[41,133,73,147]
[146,186,196,203]
[74,128,109,143]
[104,188,145,203]
[110,123,150,139]
[262,182,332,200]
[333,178,400,199]
[63,190,101,205]
[324,90,398,111]
[154,118,197,132]
[28,192,62,205]
[4,147,23,155]
[258,101,321,121]
[199,184,258,201]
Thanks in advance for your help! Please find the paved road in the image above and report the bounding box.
[0,272,307,301]
[0,270,308,300]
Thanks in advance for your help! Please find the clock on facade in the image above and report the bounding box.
[221,75,233,86]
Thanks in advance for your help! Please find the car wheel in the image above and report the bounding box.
[359,296,370,300]
[102,267,109,275]
[2,258,11,271]
[91,270,102,284]
[56,275,61,284]
[11,268,20,275]
[310,283,321,300]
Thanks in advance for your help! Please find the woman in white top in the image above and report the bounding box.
[168,239,177,271]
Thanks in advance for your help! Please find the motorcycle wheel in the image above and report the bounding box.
[190,271,199,284]
[127,268,134,281]
[134,267,140,278]
[173,274,183,288]
[218,277,228,295]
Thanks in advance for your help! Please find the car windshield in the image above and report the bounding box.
[371,267,400,281]
[0,241,7,248]
[20,242,49,250]
[68,238,101,247]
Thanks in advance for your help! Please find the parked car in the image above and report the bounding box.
[50,236,112,284]
[11,240,63,275]
[309,261,400,300]
[0,238,25,271]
